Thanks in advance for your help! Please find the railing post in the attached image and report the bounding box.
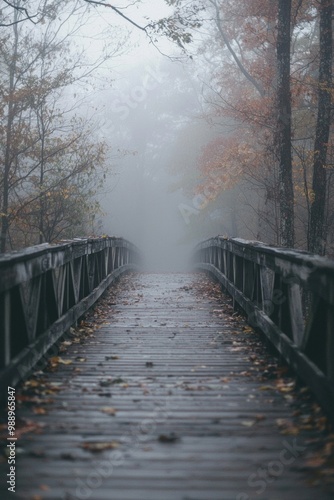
[328,307,334,382]
[0,292,11,368]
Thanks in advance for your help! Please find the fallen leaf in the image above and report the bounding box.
[100,407,117,416]
[324,441,334,456]
[43,382,63,394]
[99,379,113,387]
[111,377,125,384]
[276,418,300,435]
[60,452,75,460]
[305,456,326,468]
[321,467,334,476]
[16,395,53,404]
[81,441,119,452]
[276,379,295,393]
[316,416,328,431]
[242,327,254,333]
[61,341,72,347]
[15,420,45,438]
[57,358,73,365]
[300,415,313,425]
[241,420,256,427]
[49,355,60,362]
[99,377,125,387]
[23,380,40,388]
[158,433,179,443]
[276,418,289,427]
[32,407,48,415]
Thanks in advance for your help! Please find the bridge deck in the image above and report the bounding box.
[1,272,333,500]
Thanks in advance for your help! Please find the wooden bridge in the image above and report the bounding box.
[0,237,334,500]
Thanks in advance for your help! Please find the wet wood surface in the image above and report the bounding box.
[0,272,333,500]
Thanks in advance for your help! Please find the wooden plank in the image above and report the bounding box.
[0,272,332,500]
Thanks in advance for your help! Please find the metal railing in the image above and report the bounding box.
[0,237,139,397]
[195,236,334,423]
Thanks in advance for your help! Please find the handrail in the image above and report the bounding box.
[195,236,334,423]
[0,237,140,398]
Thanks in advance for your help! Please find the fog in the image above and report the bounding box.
[39,1,217,269]
[0,0,251,262]
[93,54,209,270]
[3,0,330,260]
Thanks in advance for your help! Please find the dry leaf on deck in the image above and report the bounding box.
[100,407,117,416]
[81,441,119,452]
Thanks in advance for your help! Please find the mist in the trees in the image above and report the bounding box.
[1,0,333,259]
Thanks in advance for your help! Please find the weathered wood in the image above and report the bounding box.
[0,238,139,400]
[195,237,334,423]
[287,282,304,346]
[0,272,332,500]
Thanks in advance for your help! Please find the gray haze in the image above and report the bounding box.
[69,2,252,270]
[96,58,209,270]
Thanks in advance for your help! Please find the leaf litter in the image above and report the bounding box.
[0,274,130,444]
[192,272,334,489]
[1,271,333,493]
[80,441,119,452]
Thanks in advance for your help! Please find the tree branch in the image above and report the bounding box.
[208,0,265,97]
[83,0,148,32]
[1,0,38,26]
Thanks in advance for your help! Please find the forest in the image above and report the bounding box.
[0,0,333,259]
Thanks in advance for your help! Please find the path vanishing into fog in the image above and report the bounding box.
[0,272,333,500]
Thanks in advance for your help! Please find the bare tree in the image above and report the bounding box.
[0,0,119,251]
[275,0,294,247]
[309,0,333,255]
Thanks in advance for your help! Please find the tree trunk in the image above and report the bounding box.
[0,14,19,253]
[309,0,333,255]
[276,0,295,248]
